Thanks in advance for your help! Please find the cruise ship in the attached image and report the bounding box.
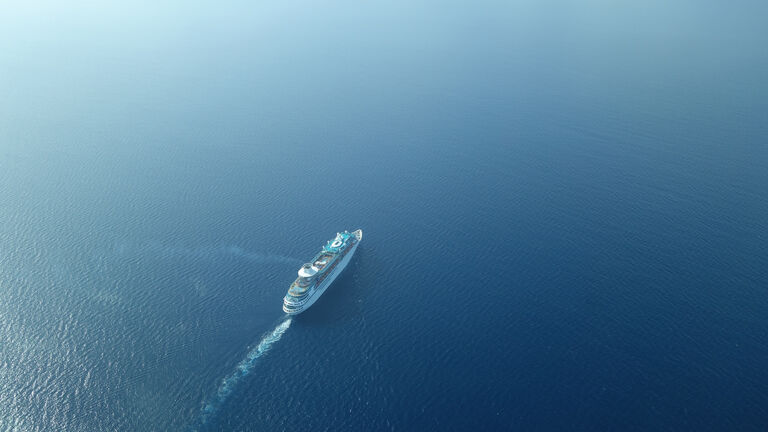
[282,229,362,315]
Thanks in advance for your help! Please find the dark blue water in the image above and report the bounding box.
[1,1,767,430]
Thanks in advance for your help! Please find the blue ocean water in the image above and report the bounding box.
[1,1,767,430]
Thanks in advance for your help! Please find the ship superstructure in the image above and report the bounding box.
[282,229,362,315]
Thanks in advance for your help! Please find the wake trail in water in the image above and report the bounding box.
[115,241,302,266]
[190,317,292,431]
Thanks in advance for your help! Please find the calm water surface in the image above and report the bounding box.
[1,1,767,430]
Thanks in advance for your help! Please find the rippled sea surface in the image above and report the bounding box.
[1,1,767,430]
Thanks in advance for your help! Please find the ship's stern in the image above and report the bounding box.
[283,297,303,315]
[283,291,307,315]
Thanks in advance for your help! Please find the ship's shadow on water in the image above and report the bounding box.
[294,253,365,325]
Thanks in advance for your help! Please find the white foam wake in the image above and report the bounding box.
[192,318,292,430]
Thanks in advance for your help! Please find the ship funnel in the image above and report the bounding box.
[298,263,318,278]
